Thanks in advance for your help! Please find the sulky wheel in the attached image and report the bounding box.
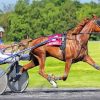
[7,62,29,92]
[0,68,7,94]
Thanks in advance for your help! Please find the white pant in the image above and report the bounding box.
[0,52,30,64]
[0,52,16,63]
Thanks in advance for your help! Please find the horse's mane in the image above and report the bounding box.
[67,18,90,35]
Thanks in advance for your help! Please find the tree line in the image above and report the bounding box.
[0,0,100,42]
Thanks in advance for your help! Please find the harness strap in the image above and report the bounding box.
[60,33,66,60]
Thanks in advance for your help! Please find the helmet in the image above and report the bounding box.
[0,27,5,32]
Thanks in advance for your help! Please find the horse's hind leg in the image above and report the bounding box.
[20,55,39,73]
[37,54,58,88]
[12,57,39,82]
[83,55,100,70]
[20,60,38,73]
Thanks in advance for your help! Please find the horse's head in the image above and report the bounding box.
[18,38,32,50]
[93,18,100,32]
[80,15,100,34]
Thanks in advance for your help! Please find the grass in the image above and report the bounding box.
[1,41,100,88]
[27,41,100,88]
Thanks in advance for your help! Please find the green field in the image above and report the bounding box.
[26,41,100,88]
[1,41,100,88]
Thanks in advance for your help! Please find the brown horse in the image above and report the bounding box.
[15,15,100,87]
[2,44,21,54]
[18,38,32,50]
[2,38,32,54]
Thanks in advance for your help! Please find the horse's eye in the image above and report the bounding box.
[96,20,100,27]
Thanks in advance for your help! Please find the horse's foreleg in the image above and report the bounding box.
[61,59,72,81]
[54,59,72,81]
[83,55,100,70]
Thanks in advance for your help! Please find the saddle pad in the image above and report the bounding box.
[47,34,62,46]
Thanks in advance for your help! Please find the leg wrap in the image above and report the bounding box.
[47,74,53,82]
[93,64,100,70]
[47,74,61,81]
[47,74,58,88]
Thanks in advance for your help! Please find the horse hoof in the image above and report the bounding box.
[49,80,58,88]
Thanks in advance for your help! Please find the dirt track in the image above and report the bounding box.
[1,88,100,100]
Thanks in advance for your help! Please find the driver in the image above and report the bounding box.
[0,26,15,63]
[0,26,30,64]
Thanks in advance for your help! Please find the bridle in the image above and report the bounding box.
[94,19,100,28]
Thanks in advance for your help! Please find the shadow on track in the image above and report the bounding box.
[1,88,100,100]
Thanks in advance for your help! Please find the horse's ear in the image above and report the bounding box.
[83,18,90,24]
[92,14,98,19]
[84,18,90,21]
